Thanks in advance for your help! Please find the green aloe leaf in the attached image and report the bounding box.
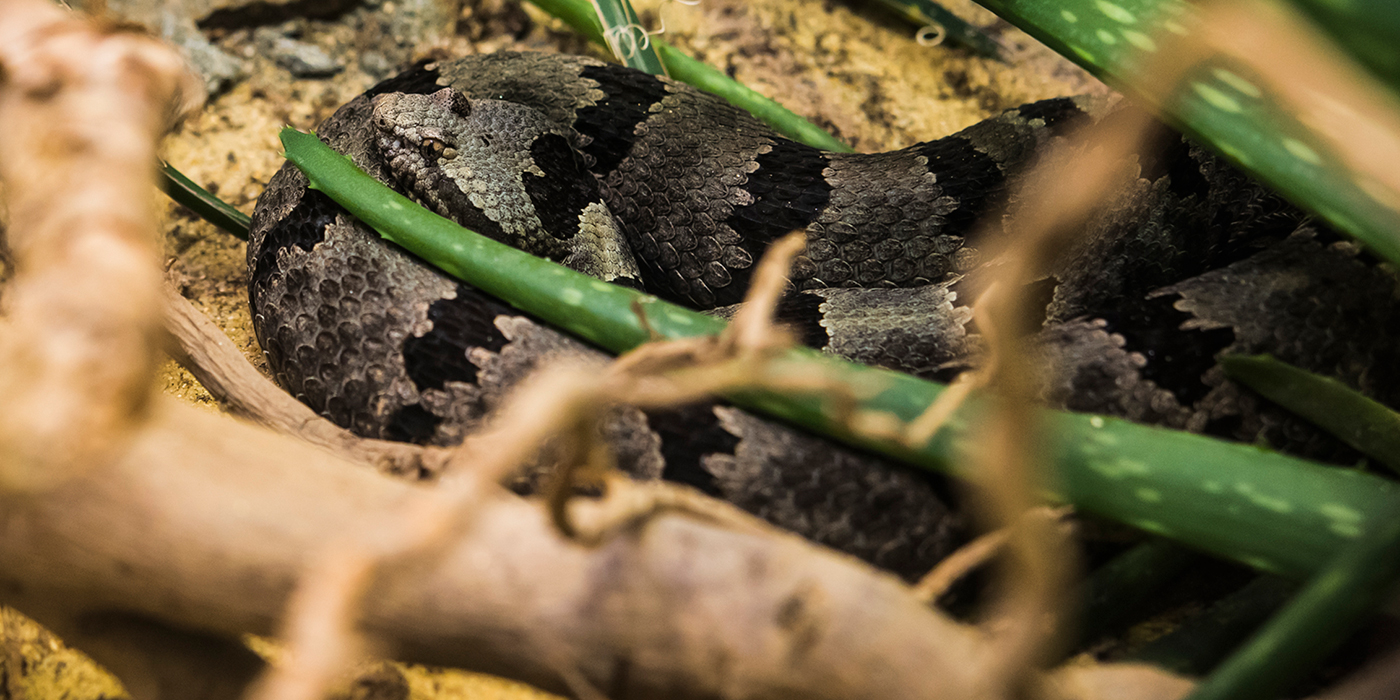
[589,0,667,74]
[1224,355,1400,475]
[976,0,1400,268]
[161,162,250,239]
[1181,507,1400,700]
[1288,0,1400,95]
[1134,575,1296,676]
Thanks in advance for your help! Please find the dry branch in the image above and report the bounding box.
[1,398,998,700]
[0,4,993,698]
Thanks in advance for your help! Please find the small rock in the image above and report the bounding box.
[166,16,248,97]
[359,52,394,81]
[254,27,343,79]
[387,0,459,47]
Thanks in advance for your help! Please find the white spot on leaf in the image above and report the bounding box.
[1123,30,1157,51]
[1096,0,1137,23]
[1281,137,1322,165]
[1192,82,1243,113]
[1319,502,1363,523]
[1090,458,1148,479]
[1212,68,1262,97]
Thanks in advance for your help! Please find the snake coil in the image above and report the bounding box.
[249,52,1400,579]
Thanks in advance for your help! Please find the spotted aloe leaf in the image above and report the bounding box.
[588,0,667,74]
[977,0,1400,268]
[1287,0,1400,96]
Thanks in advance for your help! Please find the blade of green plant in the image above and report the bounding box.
[973,0,1400,269]
[589,0,666,74]
[1182,508,1400,700]
[1077,539,1196,645]
[525,0,853,152]
[160,162,250,239]
[1134,575,1296,676]
[1288,0,1400,97]
[866,0,1004,59]
[282,126,1400,582]
[1223,355,1400,476]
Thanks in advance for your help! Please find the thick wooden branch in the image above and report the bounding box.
[0,398,991,700]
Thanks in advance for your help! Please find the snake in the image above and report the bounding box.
[248,51,1400,580]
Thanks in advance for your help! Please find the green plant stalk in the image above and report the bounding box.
[1077,539,1196,645]
[1224,355,1400,476]
[1287,0,1400,96]
[281,126,1400,582]
[974,0,1400,269]
[1134,575,1297,676]
[865,0,1004,59]
[588,0,667,74]
[161,162,251,239]
[1183,508,1400,700]
[525,0,853,152]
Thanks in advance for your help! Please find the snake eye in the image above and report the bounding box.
[421,137,447,160]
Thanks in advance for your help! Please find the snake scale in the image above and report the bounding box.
[249,51,1400,580]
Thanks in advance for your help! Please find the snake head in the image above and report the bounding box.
[368,88,572,188]
[371,88,474,165]
[366,87,639,284]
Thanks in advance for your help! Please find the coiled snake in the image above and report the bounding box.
[249,51,1400,579]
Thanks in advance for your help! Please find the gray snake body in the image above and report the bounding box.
[249,52,1400,579]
